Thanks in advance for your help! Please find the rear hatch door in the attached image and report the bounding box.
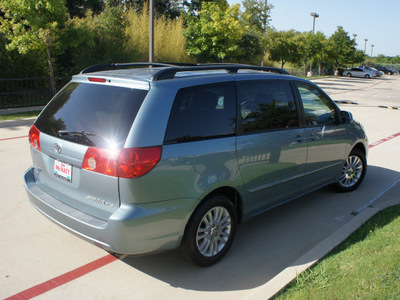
[33,79,148,220]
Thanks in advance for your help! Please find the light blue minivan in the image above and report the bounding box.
[25,63,368,266]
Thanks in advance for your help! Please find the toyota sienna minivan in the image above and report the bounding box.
[25,63,368,266]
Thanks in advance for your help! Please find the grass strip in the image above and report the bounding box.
[0,110,41,121]
[274,205,400,299]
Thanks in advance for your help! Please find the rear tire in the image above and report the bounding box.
[347,73,352,77]
[180,194,237,267]
[335,148,366,192]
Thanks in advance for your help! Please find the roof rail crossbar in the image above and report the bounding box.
[80,62,176,74]
[151,64,289,80]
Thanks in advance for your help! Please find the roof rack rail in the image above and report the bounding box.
[202,64,289,75]
[79,62,290,79]
[151,64,290,80]
[80,62,176,74]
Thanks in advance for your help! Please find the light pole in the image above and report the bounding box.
[149,0,154,62]
[310,12,319,34]
[371,45,374,57]
[364,39,368,54]
[308,12,319,75]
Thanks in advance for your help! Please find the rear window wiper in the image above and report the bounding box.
[58,130,100,137]
[57,130,101,147]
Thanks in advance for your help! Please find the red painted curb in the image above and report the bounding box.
[4,255,118,300]
[0,135,28,142]
[369,132,400,148]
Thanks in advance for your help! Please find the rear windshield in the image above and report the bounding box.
[35,82,147,148]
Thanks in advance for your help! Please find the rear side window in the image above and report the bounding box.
[237,81,299,133]
[35,83,147,148]
[164,82,236,144]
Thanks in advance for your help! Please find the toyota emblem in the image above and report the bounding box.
[54,143,62,154]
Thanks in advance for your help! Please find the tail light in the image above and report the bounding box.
[82,148,120,177]
[118,146,162,179]
[29,124,41,151]
[82,146,162,179]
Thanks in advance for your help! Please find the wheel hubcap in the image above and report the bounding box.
[339,155,363,188]
[196,206,231,257]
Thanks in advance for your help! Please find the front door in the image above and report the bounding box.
[235,80,307,213]
[295,82,347,192]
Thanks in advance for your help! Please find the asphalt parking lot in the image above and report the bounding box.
[1,75,400,300]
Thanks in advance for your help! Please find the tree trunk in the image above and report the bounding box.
[46,46,57,98]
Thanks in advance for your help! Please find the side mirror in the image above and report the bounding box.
[341,111,353,124]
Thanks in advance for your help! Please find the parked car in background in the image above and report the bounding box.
[25,63,368,266]
[343,67,377,78]
[374,65,394,75]
[371,67,384,76]
[357,66,382,77]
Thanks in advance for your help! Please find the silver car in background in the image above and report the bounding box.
[343,67,377,78]
[357,66,383,77]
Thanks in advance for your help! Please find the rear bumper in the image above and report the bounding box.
[24,167,197,254]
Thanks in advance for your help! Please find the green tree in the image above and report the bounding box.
[184,0,247,62]
[232,33,264,64]
[326,26,360,70]
[66,0,104,18]
[313,32,329,75]
[375,54,387,64]
[182,0,214,15]
[0,0,68,95]
[266,28,299,68]
[294,32,309,75]
[242,0,273,65]
[242,0,272,34]
[349,49,366,66]
[57,5,130,74]
[302,31,326,75]
[0,33,47,78]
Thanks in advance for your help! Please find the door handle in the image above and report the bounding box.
[307,132,320,141]
[294,135,307,143]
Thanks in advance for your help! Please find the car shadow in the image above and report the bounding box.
[118,165,400,292]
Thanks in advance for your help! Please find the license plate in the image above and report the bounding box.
[54,160,72,182]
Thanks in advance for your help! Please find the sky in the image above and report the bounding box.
[227,0,400,57]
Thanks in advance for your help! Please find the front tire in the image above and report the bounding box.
[180,194,237,267]
[365,74,370,78]
[335,148,366,192]
[347,73,352,77]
